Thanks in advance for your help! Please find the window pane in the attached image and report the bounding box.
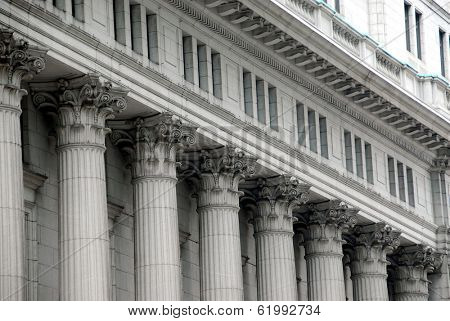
[296,103,306,146]
[388,156,396,196]
[344,130,353,172]
[308,109,317,153]
[319,116,328,159]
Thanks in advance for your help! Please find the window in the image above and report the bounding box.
[147,12,159,64]
[113,0,126,45]
[319,115,328,159]
[256,78,266,124]
[355,136,363,178]
[397,161,406,202]
[406,167,415,207]
[182,35,194,83]
[211,51,222,98]
[72,0,84,21]
[365,143,374,184]
[243,71,253,117]
[404,3,411,52]
[268,86,278,130]
[335,0,341,13]
[439,29,446,77]
[308,109,317,153]
[296,102,306,146]
[388,156,396,197]
[344,130,353,172]
[130,4,143,54]
[415,11,422,59]
[53,0,65,11]
[197,43,208,91]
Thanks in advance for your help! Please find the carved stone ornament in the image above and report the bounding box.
[308,200,358,230]
[32,74,128,147]
[110,113,197,178]
[256,175,311,217]
[354,222,401,252]
[198,146,257,191]
[394,244,443,273]
[0,29,46,85]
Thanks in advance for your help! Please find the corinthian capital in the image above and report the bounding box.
[198,146,256,190]
[32,74,128,146]
[354,223,401,252]
[309,200,358,231]
[0,30,46,85]
[110,113,197,178]
[394,244,442,272]
[256,175,310,213]
[251,175,311,233]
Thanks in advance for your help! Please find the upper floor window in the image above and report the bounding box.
[296,102,306,147]
[72,0,84,21]
[415,10,422,60]
[243,70,253,117]
[344,130,353,172]
[439,29,446,77]
[335,0,341,13]
[404,3,411,52]
[268,86,278,131]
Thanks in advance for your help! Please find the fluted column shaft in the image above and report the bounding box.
[392,244,441,301]
[304,224,346,301]
[294,234,308,301]
[255,227,297,300]
[351,246,389,300]
[0,98,25,301]
[111,114,196,300]
[394,266,429,301]
[253,176,309,301]
[198,174,243,301]
[33,74,127,300]
[134,175,181,300]
[0,30,45,300]
[196,148,255,301]
[58,145,110,300]
[304,201,358,301]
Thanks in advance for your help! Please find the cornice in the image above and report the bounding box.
[1,1,438,239]
[166,0,436,165]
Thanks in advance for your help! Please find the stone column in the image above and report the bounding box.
[111,114,196,300]
[343,256,353,301]
[392,244,442,301]
[196,147,256,301]
[294,233,308,301]
[33,74,128,300]
[351,223,401,301]
[253,176,310,301]
[304,200,358,301]
[0,30,46,300]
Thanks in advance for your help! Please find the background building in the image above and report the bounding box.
[0,0,449,301]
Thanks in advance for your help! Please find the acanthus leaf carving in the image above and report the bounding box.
[111,113,198,178]
[31,74,128,147]
[0,29,47,85]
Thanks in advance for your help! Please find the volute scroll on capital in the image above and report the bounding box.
[198,146,258,191]
[110,113,198,177]
[0,29,47,85]
[393,244,443,273]
[353,222,401,253]
[256,175,311,217]
[32,74,128,126]
[308,200,358,231]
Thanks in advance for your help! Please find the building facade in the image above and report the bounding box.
[0,0,449,301]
